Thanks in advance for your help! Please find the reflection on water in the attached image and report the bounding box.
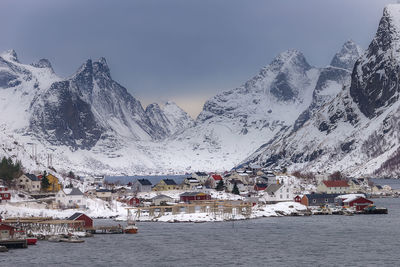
[1,198,400,266]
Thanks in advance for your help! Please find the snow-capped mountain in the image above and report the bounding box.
[145,101,195,137]
[245,4,400,177]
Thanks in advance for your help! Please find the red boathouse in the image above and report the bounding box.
[68,213,93,229]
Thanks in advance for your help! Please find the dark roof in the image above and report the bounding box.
[265,184,282,194]
[137,179,152,186]
[25,173,39,181]
[305,193,340,200]
[68,212,84,220]
[96,189,112,192]
[68,188,84,196]
[375,185,383,189]
[162,179,177,185]
[255,183,268,188]
[195,172,208,176]
[351,179,360,185]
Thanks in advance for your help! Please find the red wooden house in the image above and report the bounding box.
[180,192,211,203]
[344,196,373,211]
[68,213,93,229]
[0,186,11,202]
[294,195,302,203]
[128,197,140,207]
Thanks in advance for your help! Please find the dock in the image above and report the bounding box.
[0,239,27,249]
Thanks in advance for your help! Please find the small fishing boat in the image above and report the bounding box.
[125,208,138,234]
[60,236,84,243]
[26,238,38,245]
[124,224,138,234]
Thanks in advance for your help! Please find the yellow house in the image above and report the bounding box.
[153,179,178,191]
[43,173,62,192]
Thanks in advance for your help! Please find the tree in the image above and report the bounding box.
[67,171,75,179]
[41,171,50,191]
[232,182,240,195]
[0,156,22,185]
[216,180,224,191]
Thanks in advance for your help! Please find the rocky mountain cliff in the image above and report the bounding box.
[244,5,400,177]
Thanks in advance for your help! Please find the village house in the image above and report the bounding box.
[131,179,152,193]
[0,223,17,240]
[208,174,223,188]
[300,193,339,206]
[84,175,105,187]
[127,196,141,207]
[56,188,87,209]
[226,179,246,193]
[180,192,211,203]
[262,183,294,203]
[335,195,374,211]
[348,179,363,193]
[192,172,209,184]
[95,189,113,201]
[151,194,174,205]
[153,179,178,191]
[39,173,62,192]
[317,180,350,194]
[0,186,11,203]
[180,177,201,190]
[68,212,93,229]
[16,173,41,192]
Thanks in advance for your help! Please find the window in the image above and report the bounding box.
[286,194,289,199]
[69,200,72,203]
[287,188,289,193]
[280,194,282,199]
[77,200,81,203]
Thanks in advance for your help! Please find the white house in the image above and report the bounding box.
[56,188,87,209]
[262,183,294,203]
[131,179,152,193]
[180,177,201,190]
[317,180,351,194]
[16,173,41,192]
[152,194,174,206]
[192,172,209,184]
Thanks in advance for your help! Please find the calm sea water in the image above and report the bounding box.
[1,199,400,266]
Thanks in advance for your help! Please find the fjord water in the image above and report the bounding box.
[2,197,400,266]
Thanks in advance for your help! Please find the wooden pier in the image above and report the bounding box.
[3,217,85,235]
[131,200,253,220]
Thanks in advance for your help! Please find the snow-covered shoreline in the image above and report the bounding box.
[0,201,307,223]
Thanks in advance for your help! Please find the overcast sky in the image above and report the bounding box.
[1,0,395,117]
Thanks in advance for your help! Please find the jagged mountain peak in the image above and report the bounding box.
[32,58,53,71]
[268,49,311,72]
[0,49,19,62]
[350,3,400,119]
[330,40,363,70]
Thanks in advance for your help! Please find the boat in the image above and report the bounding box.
[26,238,37,245]
[125,208,138,234]
[48,236,61,242]
[124,224,138,234]
[60,236,84,243]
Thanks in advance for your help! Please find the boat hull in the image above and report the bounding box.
[26,238,37,245]
[125,228,138,234]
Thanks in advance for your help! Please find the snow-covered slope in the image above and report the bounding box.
[244,4,400,178]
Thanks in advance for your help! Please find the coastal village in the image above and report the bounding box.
[0,156,393,252]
